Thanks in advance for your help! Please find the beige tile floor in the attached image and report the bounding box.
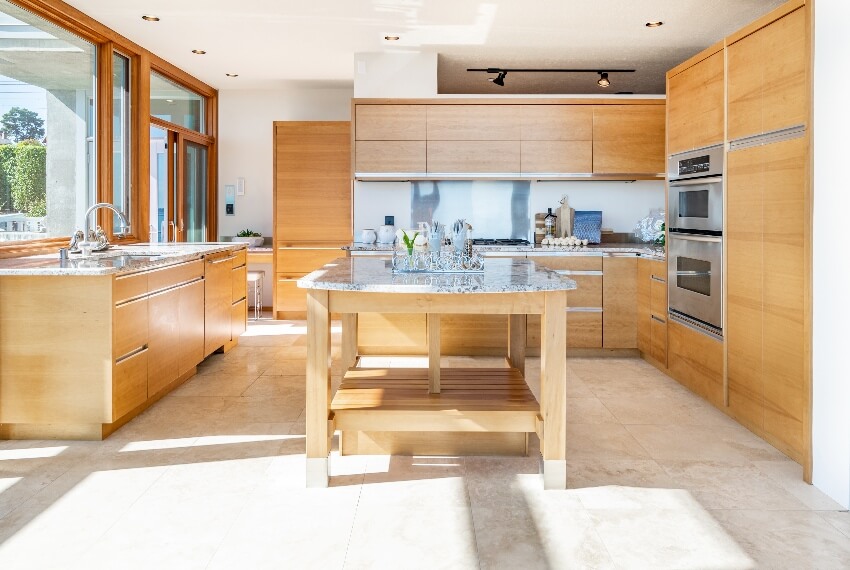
[0,318,848,569]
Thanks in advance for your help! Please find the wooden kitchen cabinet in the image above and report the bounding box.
[355,104,426,140]
[355,140,426,173]
[726,135,809,462]
[592,105,666,174]
[727,6,807,141]
[667,320,724,408]
[520,141,592,174]
[274,121,351,318]
[427,140,521,173]
[637,257,668,367]
[231,250,248,342]
[602,256,638,348]
[177,280,205,377]
[426,105,521,140]
[519,105,592,141]
[204,251,234,355]
[666,47,725,155]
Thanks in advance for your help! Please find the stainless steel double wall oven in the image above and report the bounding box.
[667,144,724,337]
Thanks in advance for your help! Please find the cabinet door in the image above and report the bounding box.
[667,50,725,155]
[728,7,807,140]
[426,105,521,140]
[355,105,426,140]
[602,256,637,348]
[520,105,593,140]
[178,280,205,376]
[148,287,180,396]
[113,347,148,421]
[231,298,247,341]
[355,141,426,173]
[232,264,247,304]
[427,140,520,173]
[204,255,233,355]
[667,320,723,408]
[520,141,592,173]
[275,276,306,319]
[592,105,665,173]
[274,122,351,242]
[649,316,667,366]
[726,145,765,431]
[637,259,651,354]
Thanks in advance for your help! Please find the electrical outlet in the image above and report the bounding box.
[225,204,234,215]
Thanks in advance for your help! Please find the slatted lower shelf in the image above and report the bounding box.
[331,367,540,433]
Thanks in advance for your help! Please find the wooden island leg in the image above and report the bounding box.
[306,289,332,487]
[341,313,358,369]
[427,313,440,393]
[508,314,527,377]
[540,290,568,490]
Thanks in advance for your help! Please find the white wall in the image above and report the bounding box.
[353,52,438,98]
[217,86,353,307]
[812,0,850,509]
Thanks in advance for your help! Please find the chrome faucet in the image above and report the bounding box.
[77,203,131,255]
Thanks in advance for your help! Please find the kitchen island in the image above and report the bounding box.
[298,256,576,489]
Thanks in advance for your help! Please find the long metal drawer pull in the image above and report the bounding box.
[650,275,666,283]
[728,124,806,151]
[669,176,723,187]
[208,255,236,264]
[556,269,603,276]
[115,345,148,364]
[650,315,666,324]
[566,307,603,312]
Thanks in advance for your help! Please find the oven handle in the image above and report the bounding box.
[669,233,721,244]
[669,176,722,187]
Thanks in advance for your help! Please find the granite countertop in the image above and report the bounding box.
[0,242,247,276]
[345,242,665,260]
[297,257,577,294]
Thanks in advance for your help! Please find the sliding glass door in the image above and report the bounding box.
[149,125,210,242]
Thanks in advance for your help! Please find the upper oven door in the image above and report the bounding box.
[668,233,722,331]
[669,176,723,234]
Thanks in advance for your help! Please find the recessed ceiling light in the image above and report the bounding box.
[141,15,160,22]
[384,35,400,41]
[645,21,664,27]
[225,73,239,77]
[192,49,206,55]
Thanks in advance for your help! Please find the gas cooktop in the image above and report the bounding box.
[472,238,532,246]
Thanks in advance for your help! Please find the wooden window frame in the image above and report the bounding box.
[0,0,218,257]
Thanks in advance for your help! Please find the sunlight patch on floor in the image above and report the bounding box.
[0,446,67,460]
[120,434,302,452]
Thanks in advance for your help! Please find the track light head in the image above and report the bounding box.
[597,72,610,88]
[489,71,507,87]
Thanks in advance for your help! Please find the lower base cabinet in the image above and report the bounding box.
[666,320,724,408]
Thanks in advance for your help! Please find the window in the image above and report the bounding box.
[150,72,205,134]
[112,52,131,234]
[0,0,97,241]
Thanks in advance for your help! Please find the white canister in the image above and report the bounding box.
[377,225,396,244]
[358,228,377,244]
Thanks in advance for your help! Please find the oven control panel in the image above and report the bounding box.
[668,144,724,180]
[677,155,711,176]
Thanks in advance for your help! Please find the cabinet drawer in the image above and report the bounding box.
[231,298,247,340]
[649,315,667,365]
[426,105,521,140]
[232,264,247,303]
[277,248,344,275]
[231,249,247,268]
[650,275,667,318]
[113,297,148,360]
[276,277,307,315]
[356,105,426,140]
[530,256,602,271]
[567,311,603,348]
[113,347,148,421]
[114,271,148,305]
[147,259,203,294]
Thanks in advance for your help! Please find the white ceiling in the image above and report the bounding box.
[64,0,786,93]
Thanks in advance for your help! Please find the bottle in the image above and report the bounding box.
[544,208,557,239]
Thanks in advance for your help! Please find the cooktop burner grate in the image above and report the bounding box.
[471,238,532,246]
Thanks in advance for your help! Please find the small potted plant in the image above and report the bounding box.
[234,229,264,248]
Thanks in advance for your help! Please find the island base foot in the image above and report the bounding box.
[542,459,567,490]
[306,457,329,488]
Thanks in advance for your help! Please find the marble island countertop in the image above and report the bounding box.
[297,257,577,294]
[0,242,246,276]
[345,242,665,260]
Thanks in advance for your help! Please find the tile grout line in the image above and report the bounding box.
[340,465,365,570]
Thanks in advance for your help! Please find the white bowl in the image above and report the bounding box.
[233,236,264,248]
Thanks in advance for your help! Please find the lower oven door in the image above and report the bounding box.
[668,233,722,333]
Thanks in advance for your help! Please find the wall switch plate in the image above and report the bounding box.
[385,215,394,225]
[236,177,245,196]
[225,204,234,215]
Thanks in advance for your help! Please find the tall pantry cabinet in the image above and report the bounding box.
[273,122,352,318]
[725,3,810,466]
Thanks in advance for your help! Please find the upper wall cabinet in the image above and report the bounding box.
[426,105,521,140]
[727,6,807,141]
[667,49,725,155]
[352,100,665,177]
[592,105,666,174]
